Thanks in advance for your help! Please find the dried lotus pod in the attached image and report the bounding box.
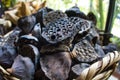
[65,6,87,19]
[72,63,90,75]
[6,55,35,80]
[102,43,117,54]
[37,7,53,18]
[31,23,41,39]
[3,29,20,46]
[42,10,91,44]
[68,63,90,79]
[72,21,98,45]
[65,5,81,14]
[0,30,19,68]
[16,35,40,67]
[42,17,74,44]
[71,39,100,63]
[94,44,105,57]
[84,27,99,45]
[0,45,17,69]
[34,7,53,27]
[18,44,40,68]
[17,15,36,34]
[40,44,70,54]
[87,12,97,26]
[40,52,71,80]
[43,10,67,25]
[16,35,39,48]
[68,17,92,34]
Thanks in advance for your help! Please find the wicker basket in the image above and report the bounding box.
[76,51,120,80]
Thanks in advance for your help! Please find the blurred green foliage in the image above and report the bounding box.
[111,0,120,49]
[110,36,120,50]
[113,0,120,26]
[1,0,11,8]
[1,0,16,8]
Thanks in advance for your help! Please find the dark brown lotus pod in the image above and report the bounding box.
[94,44,105,57]
[17,15,36,34]
[0,30,19,68]
[6,55,35,80]
[42,17,74,44]
[68,63,90,79]
[84,27,99,45]
[43,10,67,25]
[19,22,42,43]
[34,7,53,27]
[65,6,87,19]
[72,31,89,45]
[31,23,41,39]
[102,43,117,54]
[34,68,50,80]
[31,23,49,47]
[42,10,92,44]
[87,12,97,26]
[72,39,100,63]
[73,25,99,46]
[0,45,17,69]
[3,29,20,47]
[40,52,71,80]
[16,35,40,68]
[40,44,70,54]
[16,35,39,48]
[18,44,40,69]
[68,17,91,34]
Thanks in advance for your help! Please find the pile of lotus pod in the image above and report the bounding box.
[0,1,118,80]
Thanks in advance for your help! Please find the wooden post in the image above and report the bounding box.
[103,0,116,45]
